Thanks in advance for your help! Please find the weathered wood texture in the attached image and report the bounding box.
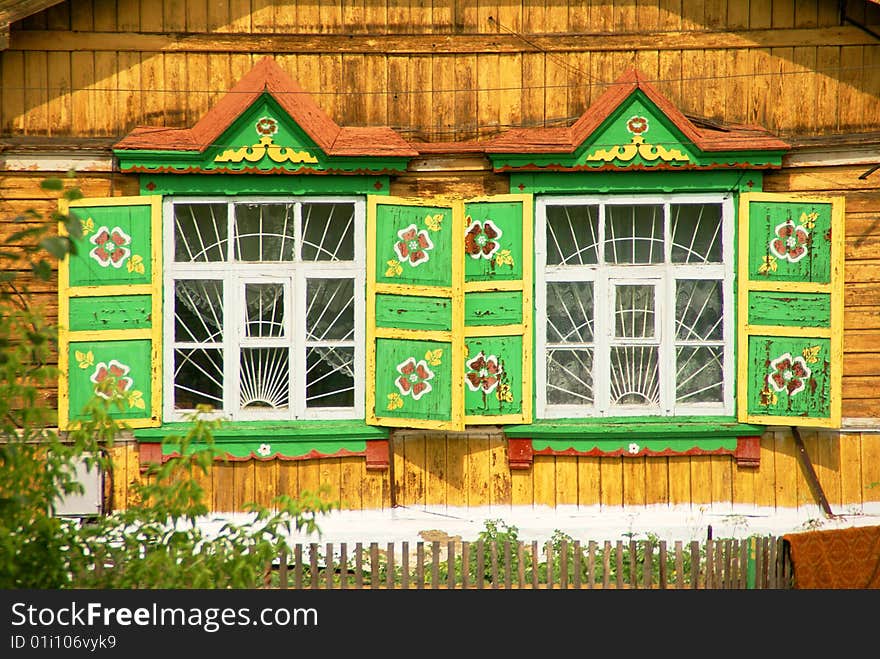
[106,427,880,514]
[84,535,795,588]
[222,537,796,588]
[2,1,880,140]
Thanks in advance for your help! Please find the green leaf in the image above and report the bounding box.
[40,178,64,191]
[7,227,45,244]
[33,260,52,281]
[64,215,83,241]
[39,236,70,259]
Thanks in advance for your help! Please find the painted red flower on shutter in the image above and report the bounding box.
[768,220,810,263]
[395,357,434,401]
[90,359,134,400]
[465,219,503,260]
[465,351,503,394]
[766,352,811,397]
[89,226,132,269]
[394,223,434,267]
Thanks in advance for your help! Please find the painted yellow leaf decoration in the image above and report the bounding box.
[494,249,514,267]
[385,258,403,277]
[424,213,444,232]
[798,211,819,230]
[81,217,94,236]
[387,392,403,411]
[759,387,778,407]
[127,390,145,410]
[126,254,145,275]
[75,350,94,369]
[496,382,514,403]
[425,349,443,366]
[802,345,821,364]
[758,255,777,275]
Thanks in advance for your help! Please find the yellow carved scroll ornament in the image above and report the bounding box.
[586,135,690,164]
[214,135,319,165]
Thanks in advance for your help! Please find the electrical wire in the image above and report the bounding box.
[2,60,880,96]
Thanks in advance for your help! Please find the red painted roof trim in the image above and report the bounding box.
[493,161,783,173]
[121,164,404,176]
[483,69,790,155]
[114,56,417,158]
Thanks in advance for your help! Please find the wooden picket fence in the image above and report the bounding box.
[269,536,793,589]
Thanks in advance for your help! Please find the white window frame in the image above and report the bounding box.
[163,195,366,422]
[535,193,735,418]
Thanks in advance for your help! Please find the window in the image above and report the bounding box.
[164,197,365,421]
[535,194,735,418]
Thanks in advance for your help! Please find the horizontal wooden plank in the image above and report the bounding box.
[845,308,880,330]
[843,330,880,353]
[843,353,880,377]
[764,165,880,192]
[842,376,880,399]
[846,216,880,261]
[844,282,880,307]
[845,260,880,282]
[842,397,880,418]
[0,174,139,199]
[836,192,880,214]
[8,26,880,54]
[389,172,509,198]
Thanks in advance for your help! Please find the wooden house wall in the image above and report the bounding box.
[1,0,879,516]
[2,0,879,140]
[104,427,880,515]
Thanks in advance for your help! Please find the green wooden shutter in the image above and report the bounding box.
[366,196,461,430]
[463,194,533,426]
[737,192,844,427]
[58,196,162,430]
[366,194,533,431]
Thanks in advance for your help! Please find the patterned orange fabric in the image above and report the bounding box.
[783,525,880,589]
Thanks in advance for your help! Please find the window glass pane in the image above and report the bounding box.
[174,279,223,342]
[676,346,724,403]
[546,281,594,343]
[306,347,355,407]
[610,346,659,405]
[240,347,289,410]
[301,203,355,261]
[546,349,593,405]
[545,205,600,265]
[234,203,296,262]
[174,203,227,262]
[306,278,354,341]
[675,279,723,341]
[614,284,655,339]
[174,348,223,409]
[604,204,663,264]
[244,283,286,338]
[671,204,722,263]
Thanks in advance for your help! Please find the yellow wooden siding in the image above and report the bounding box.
[103,428,880,514]
[3,0,880,526]
[3,2,880,138]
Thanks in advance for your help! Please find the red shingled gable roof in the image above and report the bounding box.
[484,68,789,154]
[113,56,417,158]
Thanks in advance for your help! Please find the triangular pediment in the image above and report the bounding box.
[575,90,698,167]
[486,69,789,172]
[113,56,417,175]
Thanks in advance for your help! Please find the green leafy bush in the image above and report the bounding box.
[0,176,335,589]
